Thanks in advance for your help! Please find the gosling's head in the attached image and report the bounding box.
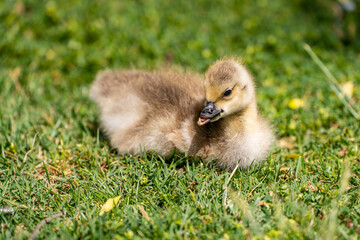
[198,58,255,126]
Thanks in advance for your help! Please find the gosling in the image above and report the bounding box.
[90,58,274,170]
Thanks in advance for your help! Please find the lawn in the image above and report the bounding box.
[1,0,360,239]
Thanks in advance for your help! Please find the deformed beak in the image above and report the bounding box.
[197,101,222,126]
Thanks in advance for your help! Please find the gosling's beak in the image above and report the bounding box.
[197,101,223,126]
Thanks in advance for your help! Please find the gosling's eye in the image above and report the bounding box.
[223,89,232,97]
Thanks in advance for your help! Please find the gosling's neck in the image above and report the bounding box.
[222,100,258,134]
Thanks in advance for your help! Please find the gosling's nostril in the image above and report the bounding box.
[201,101,221,118]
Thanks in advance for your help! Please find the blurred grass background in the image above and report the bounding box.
[1,0,360,239]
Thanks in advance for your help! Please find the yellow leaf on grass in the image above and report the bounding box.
[99,196,121,216]
[340,81,354,98]
[9,142,16,153]
[280,167,290,172]
[288,98,305,110]
[284,153,301,159]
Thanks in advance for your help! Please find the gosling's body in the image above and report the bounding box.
[90,59,274,169]
[90,70,205,157]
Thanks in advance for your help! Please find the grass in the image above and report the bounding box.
[1,0,360,239]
